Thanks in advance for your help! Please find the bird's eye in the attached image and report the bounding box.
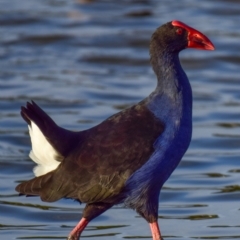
[176,28,183,35]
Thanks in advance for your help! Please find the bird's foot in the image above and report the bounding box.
[149,221,163,240]
[66,234,80,240]
[67,218,89,240]
[153,236,164,240]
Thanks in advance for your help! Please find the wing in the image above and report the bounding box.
[39,102,164,203]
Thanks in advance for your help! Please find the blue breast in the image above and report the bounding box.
[123,61,192,211]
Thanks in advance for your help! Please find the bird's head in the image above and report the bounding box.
[151,20,215,54]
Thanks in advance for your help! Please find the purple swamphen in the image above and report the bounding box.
[16,20,214,240]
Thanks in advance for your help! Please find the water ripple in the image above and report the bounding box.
[1,0,240,239]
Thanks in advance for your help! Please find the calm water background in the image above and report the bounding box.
[0,0,240,239]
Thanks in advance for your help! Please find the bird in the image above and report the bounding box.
[15,20,214,240]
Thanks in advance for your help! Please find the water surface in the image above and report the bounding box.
[0,0,240,239]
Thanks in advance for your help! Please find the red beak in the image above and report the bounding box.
[172,20,215,51]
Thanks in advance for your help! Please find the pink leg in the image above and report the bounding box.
[67,217,89,240]
[149,221,162,240]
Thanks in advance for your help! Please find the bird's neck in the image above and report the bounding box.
[147,49,192,125]
[151,50,184,95]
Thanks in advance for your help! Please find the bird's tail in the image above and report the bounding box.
[21,101,81,177]
[21,101,62,176]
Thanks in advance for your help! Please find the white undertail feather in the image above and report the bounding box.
[28,121,60,177]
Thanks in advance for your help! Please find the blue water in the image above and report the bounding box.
[1,0,240,239]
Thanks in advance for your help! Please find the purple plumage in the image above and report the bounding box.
[16,20,214,240]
